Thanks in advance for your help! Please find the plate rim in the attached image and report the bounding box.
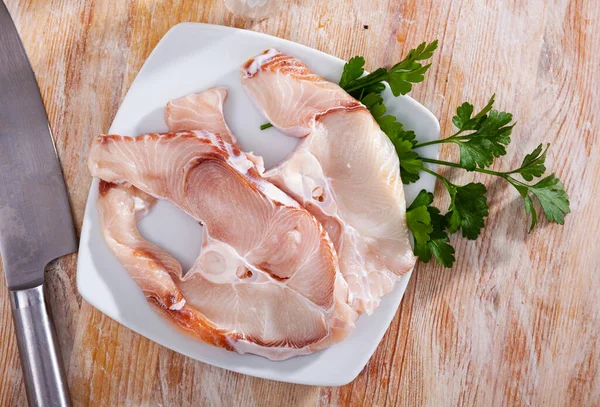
[76,22,440,386]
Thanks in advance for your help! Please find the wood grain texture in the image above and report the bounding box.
[1,0,599,405]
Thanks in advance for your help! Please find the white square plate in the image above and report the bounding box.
[77,23,440,386]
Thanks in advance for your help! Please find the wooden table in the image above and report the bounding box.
[1,0,599,405]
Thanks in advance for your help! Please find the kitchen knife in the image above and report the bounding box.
[0,2,77,406]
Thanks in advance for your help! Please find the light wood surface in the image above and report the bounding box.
[1,0,599,406]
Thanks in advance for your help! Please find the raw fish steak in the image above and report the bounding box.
[89,88,356,360]
[241,50,416,314]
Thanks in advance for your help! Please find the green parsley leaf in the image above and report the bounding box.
[479,110,513,133]
[406,190,434,246]
[452,102,475,130]
[394,141,424,183]
[339,56,365,89]
[452,95,495,130]
[407,189,434,209]
[386,40,438,96]
[407,189,456,267]
[361,92,384,113]
[509,188,537,232]
[509,181,537,231]
[518,143,548,181]
[523,193,538,231]
[446,182,489,240]
[387,62,431,96]
[414,204,456,267]
[456,131,510,170]
[509,173,569,231]
[415,235,456,268]
[452,109,514,170]
[529,174,570,224]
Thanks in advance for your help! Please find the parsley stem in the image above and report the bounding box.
[412,131,469,149]
[422,167,457,198]
[421,166,445,179]
[343,73,387,93]
[420,157,531,189]
[412,139,444,148]
[421,167,453,188]
[504,176,529,188]
[448,129,467,139]
[497,168,522,176]
[420,158,503,176]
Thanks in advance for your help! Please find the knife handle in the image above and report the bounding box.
[10,285,72,407]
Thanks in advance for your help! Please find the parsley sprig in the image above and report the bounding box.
[413,95,515,171]
[338,43,570,268]
[340,40,438,98]
[417,96,570,232]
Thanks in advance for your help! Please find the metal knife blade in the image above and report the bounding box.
[0,2,77,290]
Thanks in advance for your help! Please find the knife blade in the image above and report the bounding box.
[0,2,77,406]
